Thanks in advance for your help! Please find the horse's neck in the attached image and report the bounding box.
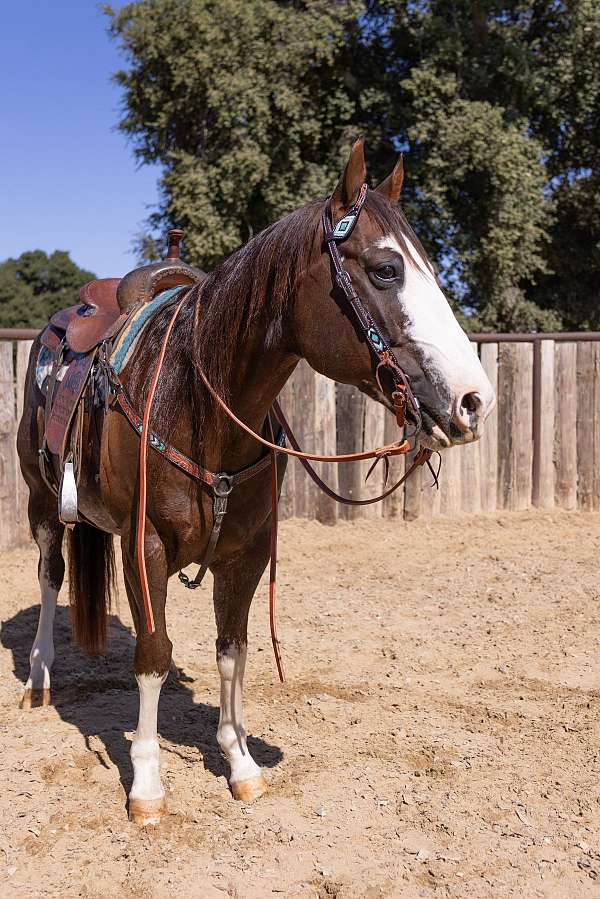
[200,319,298,473]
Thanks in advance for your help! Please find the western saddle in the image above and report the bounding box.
[48,229,204,354]
[38,230,205,523]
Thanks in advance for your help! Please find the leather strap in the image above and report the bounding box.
[113,387,285,488]
[322,189,422,432]
[177,489,231,590]
[137,292,188,634]
[272,399,432,506]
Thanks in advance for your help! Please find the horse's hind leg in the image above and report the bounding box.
[212,531,271,803]
[20,496,65,709]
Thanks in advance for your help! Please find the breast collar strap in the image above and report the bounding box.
[322,184,422,434]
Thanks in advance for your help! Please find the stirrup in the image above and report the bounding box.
[58,460,78,525]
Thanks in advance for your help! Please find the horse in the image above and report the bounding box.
[16,140,495,825]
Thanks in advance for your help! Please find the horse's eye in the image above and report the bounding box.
[374,263,397,281]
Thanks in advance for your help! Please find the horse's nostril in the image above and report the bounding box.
[461,391,482,416]
[453,391,484,434]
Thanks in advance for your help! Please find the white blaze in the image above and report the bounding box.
[377,235,495,418]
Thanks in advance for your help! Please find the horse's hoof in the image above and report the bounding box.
[230,774,268,803]
[19,688,51,709]
[128,797,166,826]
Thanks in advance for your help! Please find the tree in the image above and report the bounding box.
[0,251,96,329]
[106,0,364,268]
[106,0,600,330]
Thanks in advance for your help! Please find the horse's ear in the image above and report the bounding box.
[375,154,404,204]
[331,139,367,218]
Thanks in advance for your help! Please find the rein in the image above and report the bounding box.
[131,186,433,681]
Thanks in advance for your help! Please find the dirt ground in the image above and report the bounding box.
[1,512,600,898]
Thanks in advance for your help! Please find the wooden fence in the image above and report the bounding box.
[1,332,599,550]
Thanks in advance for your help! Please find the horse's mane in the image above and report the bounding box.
[125,190,430,455]
[125,198,324,450]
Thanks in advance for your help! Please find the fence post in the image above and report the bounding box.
[16,340,33,543]
[0,342,18,551]
[382,410,405,518]
[576,342,595,511]
[532,339,555,509]
[594,345,600,511]
[288,361,316,519]
[314,373,339,525]
[554,342,578,510]
[459,342,483,514]
[497,342,533,510]
[360,400,385,519]
[438,445,462,516]
[479,342,498,512]
[336,383,366,520]
[277,375,296,520]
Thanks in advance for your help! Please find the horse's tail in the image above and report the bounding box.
[68,522,116,655]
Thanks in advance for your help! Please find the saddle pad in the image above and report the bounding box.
[110,285,186,375]
[46,353,96,456]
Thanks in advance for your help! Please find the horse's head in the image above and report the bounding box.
[295,140,495,448]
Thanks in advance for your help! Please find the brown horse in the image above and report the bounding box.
[17,141,495,825]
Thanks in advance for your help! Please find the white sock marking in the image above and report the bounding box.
[25,526,58,692]
[130,673,167,802]
[217,645,262,785]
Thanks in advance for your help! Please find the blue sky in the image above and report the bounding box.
[0,2,160,277]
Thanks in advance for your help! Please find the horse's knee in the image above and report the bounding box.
[133,633,172,677]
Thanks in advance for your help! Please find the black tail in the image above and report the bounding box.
[68,523,116,655]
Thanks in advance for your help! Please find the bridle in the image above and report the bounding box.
[321,183,422,435]
[127,186,435,681]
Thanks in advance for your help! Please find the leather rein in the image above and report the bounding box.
[130,184,434,682]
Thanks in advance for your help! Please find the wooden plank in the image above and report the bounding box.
[460,342,482,514]
[276,375,295,520]
[289,361,316,519]
[360,399,385,519]
[479,342,498,512]
[497,342,533,510]
[594,344,600,511]
[576,342,595,511]
[0,342,18,551]
[16,340,33,544]
[554,342,578,510]
[533,340,555,509]
[460,442,481,514]
[439,445,462,516]
[382,411,405,518]
[314,373,339,525]
[403,446,421,521]
[336,383,366,520]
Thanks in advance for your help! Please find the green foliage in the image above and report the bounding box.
[106,0,600,331]
[106,0,364,267]
[0,250,95,329]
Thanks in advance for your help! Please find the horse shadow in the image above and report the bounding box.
[1,604,283,796]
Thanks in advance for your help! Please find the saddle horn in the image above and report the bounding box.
[116,229,205,313]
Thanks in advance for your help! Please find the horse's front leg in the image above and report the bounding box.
[212,528,271,803]
[121,526,171,826]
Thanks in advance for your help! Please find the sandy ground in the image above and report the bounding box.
[1,512,600,898]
